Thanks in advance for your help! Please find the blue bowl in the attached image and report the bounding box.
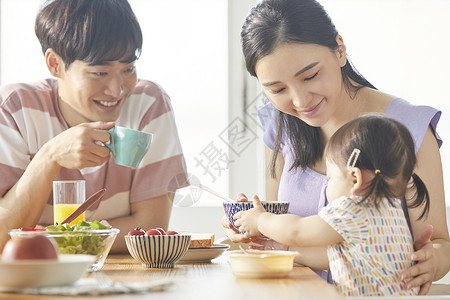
[223,201,289,229]
[125,234,191,268]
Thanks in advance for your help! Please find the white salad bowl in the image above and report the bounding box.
[9,227,119,271]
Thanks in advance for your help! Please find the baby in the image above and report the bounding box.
[234,114,430,296]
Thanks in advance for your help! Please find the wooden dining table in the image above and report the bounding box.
[0,253,342,300]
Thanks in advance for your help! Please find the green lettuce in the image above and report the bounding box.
[45,220,112,257]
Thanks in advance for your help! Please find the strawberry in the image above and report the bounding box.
[21,227,47,231]
[146,229,162,236]
[128,226,146,236]
[154,228,166,235]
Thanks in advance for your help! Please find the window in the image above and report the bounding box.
[129,0,231,206]
[1,0,449,208]
[0,0,237,207]
[320,0,450,206]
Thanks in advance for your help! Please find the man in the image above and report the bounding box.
[0,0,187,252]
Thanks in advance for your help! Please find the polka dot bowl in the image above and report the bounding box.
[223,201,290,229]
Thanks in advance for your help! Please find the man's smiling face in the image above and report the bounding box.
[57,59,137,127]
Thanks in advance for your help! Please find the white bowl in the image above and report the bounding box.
[229,250,296,278]
[0,254,95,289]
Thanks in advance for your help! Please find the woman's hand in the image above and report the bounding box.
[222,215,253,243]
[234,195,266,239]
[400,225,437,295]
[44,122,114,169]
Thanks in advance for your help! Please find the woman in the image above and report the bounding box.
[223,0,450,294]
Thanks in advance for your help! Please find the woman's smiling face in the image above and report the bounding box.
[56,58,137,127]
[255,41,347,128]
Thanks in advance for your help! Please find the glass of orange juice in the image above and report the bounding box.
[53,180,86,226]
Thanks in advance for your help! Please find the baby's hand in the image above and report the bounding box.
[233,195,266,238]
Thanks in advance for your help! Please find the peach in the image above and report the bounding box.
[1,235,58,261]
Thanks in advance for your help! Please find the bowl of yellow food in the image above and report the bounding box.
[229,249,297,278]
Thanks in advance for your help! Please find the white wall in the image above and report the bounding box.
[169,206,226,241]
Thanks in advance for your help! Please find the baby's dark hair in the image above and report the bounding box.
[326,114,430,220]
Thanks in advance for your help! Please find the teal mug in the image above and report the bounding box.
[105,126,153,168]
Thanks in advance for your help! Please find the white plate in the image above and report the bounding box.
[178,244,230,263]
[0,254,96,289]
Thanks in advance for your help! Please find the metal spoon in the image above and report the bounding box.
[239,244,251,255]
[199,184,236,203]
[60,188,106,225]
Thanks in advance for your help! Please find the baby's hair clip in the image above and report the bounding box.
[347,148,361,168]
[374,169,381,175]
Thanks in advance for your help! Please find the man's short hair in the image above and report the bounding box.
[35,0,143,67]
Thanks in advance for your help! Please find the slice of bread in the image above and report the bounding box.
[182,232,215,248]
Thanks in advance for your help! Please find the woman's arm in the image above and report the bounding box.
[402,127,450,294]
